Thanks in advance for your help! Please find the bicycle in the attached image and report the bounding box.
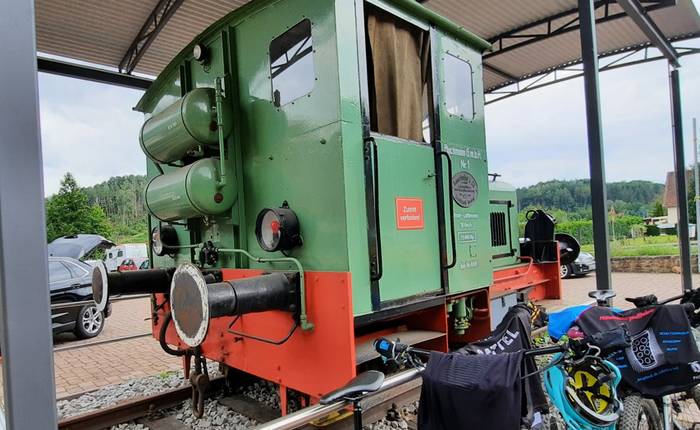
[572,288,700,430]
[320,333,622,430]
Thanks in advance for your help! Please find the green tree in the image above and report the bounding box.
[46,173,113,242]
[649,200,666,217]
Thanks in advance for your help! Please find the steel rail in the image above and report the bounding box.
[53,332,152,353]
[57,376,225,430]
[51,294,151,310]
[255,369,421,430]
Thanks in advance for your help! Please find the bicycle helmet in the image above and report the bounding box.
[544,354,623,430]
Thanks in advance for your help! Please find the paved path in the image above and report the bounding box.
[540,272,700,312]
[52,298,181,398]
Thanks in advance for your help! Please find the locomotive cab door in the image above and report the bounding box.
[360,3,442,308]
[433,33,493,294]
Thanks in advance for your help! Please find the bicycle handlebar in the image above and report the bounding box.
[374,337,568,365]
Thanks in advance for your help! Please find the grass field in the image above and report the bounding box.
[580,235,697,257]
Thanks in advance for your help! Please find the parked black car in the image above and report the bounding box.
[560,251,596,279]
[49,256,111,338]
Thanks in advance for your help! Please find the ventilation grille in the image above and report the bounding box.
[490,212,507,247]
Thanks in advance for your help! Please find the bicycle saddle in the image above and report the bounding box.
[588,290,616,303]
[319,371,385,404]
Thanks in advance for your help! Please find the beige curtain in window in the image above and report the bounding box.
[366,5,430,142]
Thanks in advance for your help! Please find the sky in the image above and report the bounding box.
[37,14,700,196]
[485,40,700,188]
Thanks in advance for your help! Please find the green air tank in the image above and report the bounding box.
[139,88,233,163]
[145,158,236,221]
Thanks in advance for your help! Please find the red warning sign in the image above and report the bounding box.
[395,197,424,230]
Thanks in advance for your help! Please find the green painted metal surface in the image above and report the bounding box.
[145,158,236,221]
[373,137,441,303]
[437,34,493,293]
[136,0,499,317]
[489,180,520,269]
[140,88,232,163]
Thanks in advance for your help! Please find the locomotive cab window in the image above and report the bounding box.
[444,53,474,120]
[365,4,430,142]
[270,19,315,107]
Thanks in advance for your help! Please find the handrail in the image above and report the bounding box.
[493,256,534,283]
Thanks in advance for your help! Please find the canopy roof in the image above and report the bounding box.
[35,0,700,92]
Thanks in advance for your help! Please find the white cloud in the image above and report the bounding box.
[38,74,146,196]
[486,40,700,188]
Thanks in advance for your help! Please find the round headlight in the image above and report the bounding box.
[255,205,301,252]
[152,224,179,256]
[192,43,208,63]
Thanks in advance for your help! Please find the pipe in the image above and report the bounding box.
[92,263,174,312]
[159,311,188,357]
[254,369,421,430]
[91,263,222,312]
[216,248,313,331]
[215,77,227,188]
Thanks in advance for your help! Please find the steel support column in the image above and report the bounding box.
[616,0,681,68]
[578,0,613,292]
[0,0,58,427]
[670,69,693,291]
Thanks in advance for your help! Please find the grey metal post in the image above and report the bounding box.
[578,0,612,292]
[0,0,59,427]
[670,69,693,291]
[694,118,699,273]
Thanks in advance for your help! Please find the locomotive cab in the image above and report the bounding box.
[98,0,564,411]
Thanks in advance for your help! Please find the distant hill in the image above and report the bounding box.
[517,179,664,218]
[83,175,148,243]
[78,175,664,241]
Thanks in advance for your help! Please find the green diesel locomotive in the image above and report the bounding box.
[93,0,566,414]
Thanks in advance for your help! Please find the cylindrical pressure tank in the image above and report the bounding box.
[145,158,236,221]
[139,88,232,163]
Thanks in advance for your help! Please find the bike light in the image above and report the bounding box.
[152,224,179,256]
[255,204,301,252]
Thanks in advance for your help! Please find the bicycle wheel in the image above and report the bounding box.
[617,394,662,430]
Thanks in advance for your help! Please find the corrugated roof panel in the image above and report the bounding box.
[136,0,250,75]
[35,0,157,70]
[650,0,700,38]
[33,0,700,93]
[423,0,576,40]
[481,0,700,91]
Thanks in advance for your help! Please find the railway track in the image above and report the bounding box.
[57,376,225,430]
[56,372,421,430]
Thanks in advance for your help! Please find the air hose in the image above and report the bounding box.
[159,311,189,357]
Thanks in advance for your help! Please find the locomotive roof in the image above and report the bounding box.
[35,0,700,96]
[132,0,490,110]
